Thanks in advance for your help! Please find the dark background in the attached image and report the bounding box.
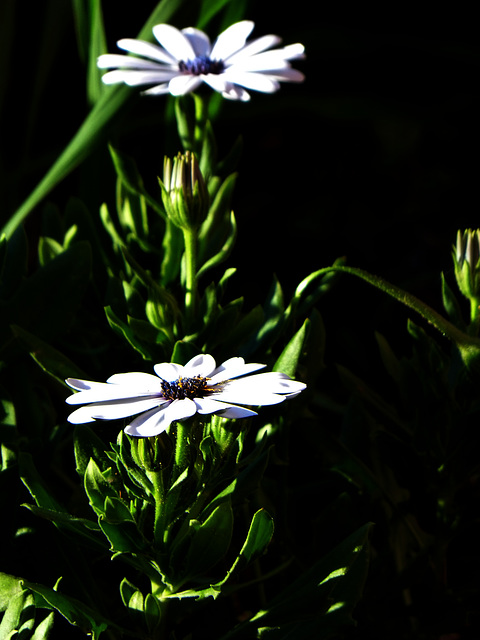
[2,3,480,638]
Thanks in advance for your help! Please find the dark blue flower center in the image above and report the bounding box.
[178,56,225,76]
[161,376,208,400]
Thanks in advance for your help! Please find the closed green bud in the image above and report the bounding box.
[159,151,208,230]
[454,229,480,300]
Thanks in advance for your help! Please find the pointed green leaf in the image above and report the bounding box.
[22,579,111,638]
[273,319,309,377]
[184,501,234,579]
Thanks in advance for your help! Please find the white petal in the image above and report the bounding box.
[202,74,231,93]
[97,54,166,70]
[67,406,98,424]
[224,35,282,64]
[245,372,307,394]
[116,38,176,64]
[210,372,306,405]
[66,381,149,405]
[223,70,280,93]
[142,83,172,96]
[194,397,257,418]
[202,74,250,100]
[210,20,255,60]
[208,357,265,385]
[268,68,305,83]
[153,24,196,61]
[67,397,163,423]
[221,85,251,101]
[212,388,286,406]
[154,362,184,381]
[168,74,203,95]
[107,372,164,392]
[183,354,217,378]
[227,52,291,72]
[279,43,305,60]
[216,405,258,418]
[125,398,197,437]
[66,378,98,391]
[101,69,179,86]
[182,27,211,57]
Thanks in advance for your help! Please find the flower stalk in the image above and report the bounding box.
[182,224,198,328]
[289,264,480,369]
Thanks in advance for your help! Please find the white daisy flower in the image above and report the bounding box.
[97,20,305,102]
[65,354,306,437]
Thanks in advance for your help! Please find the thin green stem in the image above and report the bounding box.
[193,94,208,151]
[182,226,198,328]
[173,421,190,478]
[469,296,480,336]
[146,467,166,546]
[292,264,480,368]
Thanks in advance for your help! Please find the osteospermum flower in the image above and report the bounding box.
[97,20,305,101]
[65,354,306,437]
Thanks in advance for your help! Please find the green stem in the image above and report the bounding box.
[193,94,208,152]
[469,296,480,336]
[293,264,480,368]
[146,467,166,546]
[173,421,190,478]
[182,226,198,328]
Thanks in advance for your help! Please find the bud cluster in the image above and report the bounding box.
[159,151,209,230]
[454,229,480,300]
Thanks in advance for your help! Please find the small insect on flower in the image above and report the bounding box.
[65,354,306,437]
[97,20,305,101]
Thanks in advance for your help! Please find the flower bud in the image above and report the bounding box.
[454,229,480,300]
[159,151,208,230]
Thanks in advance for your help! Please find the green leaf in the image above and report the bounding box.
[144,593,162,634]
[236,508,274,566]
[85,0,108,106]
[164,509,274,601]
[99,517,145,554]
[19,453,66,514]
[21,504,104,553]
[119,578,140,608]
[201,447,271,521]
[184,501,234,579]
[161,218,184,286]
[73,423,112,478]
[225,304,264,355]
[220,524,373,639]
[2,0,188,239]
[197,211,237,279]
[110,145,164,222]
[441,271,466,329]
[104,496,135,524]
[84,458,117,517]
[241,276,285,355]
[0,587,31,638]
[23,579,111,639]
[273,319,309,378]
[11,325,86,383]
[30,611,55,640]
[38,236,64,266]
[0,573,23,612]
[197,0,247,30]
[104,306,153,359]
[0,242,92,347]
[214,508,274,589]
[375,331,402,383]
